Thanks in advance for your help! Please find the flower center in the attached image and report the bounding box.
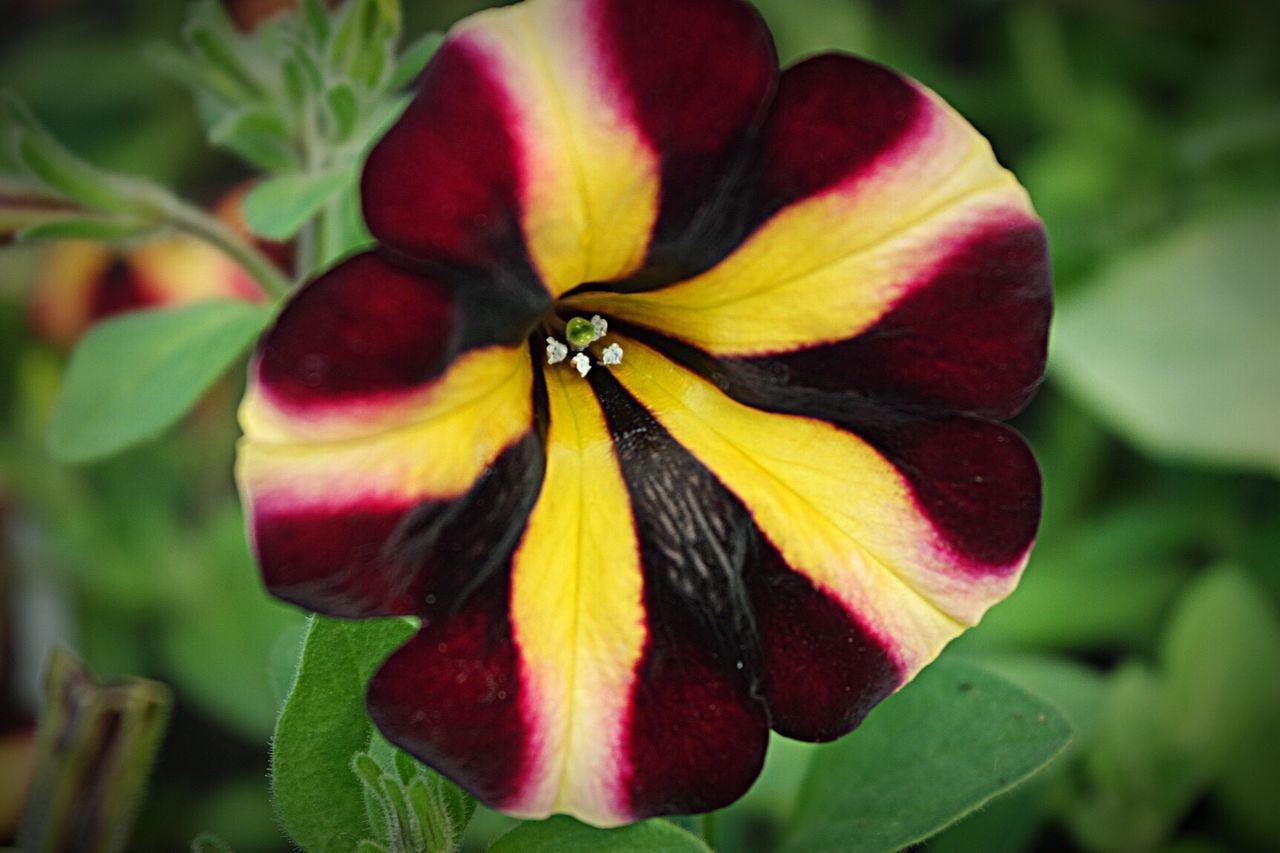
[542,313,622,378]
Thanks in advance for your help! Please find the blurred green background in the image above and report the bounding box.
[1,0,1277,850]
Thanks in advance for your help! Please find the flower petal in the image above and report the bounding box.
[510,366,768,824]
[365,0,776,297]
[572,55,1048,415]
[368,364,769,826]
[239,433,543,617]
[241,251,536,443]
[237,253,540,616]
[592,370,877,748]
[608,339,1035,682]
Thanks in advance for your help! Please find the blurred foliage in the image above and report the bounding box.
[0,0,1278,850]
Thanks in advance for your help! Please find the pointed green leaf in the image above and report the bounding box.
[243,169,349,241]
[301,0,331,46]
[17,214,154,243]
[191,833,236,853]
[1052,204,1280,475]
[324,82,360,142]
[389,32,443,91]
[209,106,298,173]
[782,658,1072,853]
[47,300,271,463]
[272,617,415,853]
[489,816,712,853]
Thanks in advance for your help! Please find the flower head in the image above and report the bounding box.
[29,185,281,346]
[236,0,1050,827]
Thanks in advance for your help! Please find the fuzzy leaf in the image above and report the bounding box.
[272,617,415,853]
[243,169,349,241]
[47,301,271,462]
[489,816,711,853]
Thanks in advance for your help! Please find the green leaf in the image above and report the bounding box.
[489,816,711,853]
[1160,567,1280,770]
[209,106,298,173]
[782,658,1072,853]
[1051,204,1280,476]
[157,507,305,739]
[243,169,350,241]
[272,616,416,853]
[324,82,360,142]
[146,42,243,106]
[191,833,236,853]
[16,214,154,243]
[47,300,271,463]
[389,32,444,91]
[301,0,332,46]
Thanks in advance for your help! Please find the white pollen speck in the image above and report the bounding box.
[599,343,624,366]
[590,314,608,340]
[571,352,591,377]
[546,337,568,364]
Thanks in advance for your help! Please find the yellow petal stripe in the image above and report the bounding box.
[610,338,1023,678]
[507,363,647,826]
[238,346,534,511]
[570,89,1035,355]
[457,0,660,296]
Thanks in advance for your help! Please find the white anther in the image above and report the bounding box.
[599,343,624,366]
[571,352,591,377]
[590,314,608,341]
[546,337,568,365]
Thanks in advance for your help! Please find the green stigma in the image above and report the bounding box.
[565,316,596,350]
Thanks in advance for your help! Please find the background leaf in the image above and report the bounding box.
[46,300,271,462]
[1051,204,1280,476]
[782,657,1072,853]
[242,170,350,241]
[271,616,415,853]
[488,816,711,853]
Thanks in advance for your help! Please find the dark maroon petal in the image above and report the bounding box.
[90,258,155,320]
[250,433,545,619]
[588,371,767,815]
[367,579,530,809]
[252,504,420,617]
[748,543,901,741]
[625,606,768,819]
[758,54,922,213]
[863,417,1042,571]
[725,223,1052,419]
[256,252,453,408]
[598,0,777,269]
[361,39,526,272]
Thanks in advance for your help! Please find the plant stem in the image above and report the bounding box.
[699,811,717,849]
[166,197,293,300]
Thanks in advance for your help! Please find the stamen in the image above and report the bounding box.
[571,352,591,377]
[599,343,623,366]
[590,314,608,340]
[545,337,568,365]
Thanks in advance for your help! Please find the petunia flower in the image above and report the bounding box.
[236,0,1050,827]
[29,185,283,346]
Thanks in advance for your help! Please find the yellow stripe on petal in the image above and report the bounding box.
[458,0,660,296]
[508,364,646,826]
[610,338,1021,678]
[571,89,1035,356]
[238,346,533,511]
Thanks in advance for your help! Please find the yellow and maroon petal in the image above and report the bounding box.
[572,54,1049,416]
[236,252,539,616]
[363,0,776,296]
[608,340,1035,685]
[367,364,769,826]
